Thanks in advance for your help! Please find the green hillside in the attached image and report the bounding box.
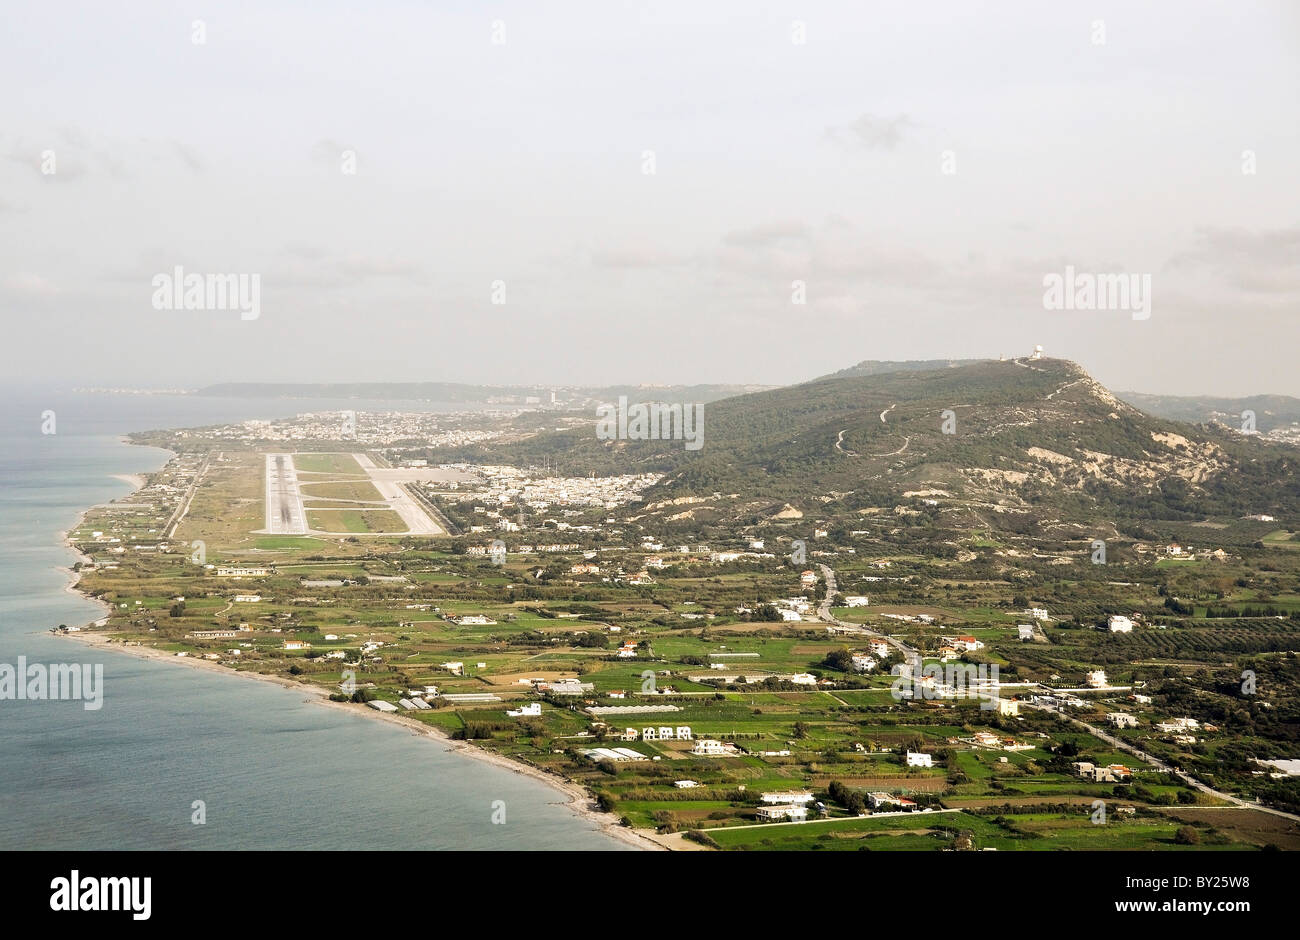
[409,357,1300,531]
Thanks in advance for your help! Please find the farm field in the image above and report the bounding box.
[66,434,1300,852]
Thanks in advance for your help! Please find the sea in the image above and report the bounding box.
[0,386,629,850]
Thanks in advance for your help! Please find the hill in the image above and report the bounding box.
[814,358,985,381]
[411,357,1300,533]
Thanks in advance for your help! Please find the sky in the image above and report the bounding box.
[1,1,1298,395]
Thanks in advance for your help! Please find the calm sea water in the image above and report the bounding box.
[0,387,628,850]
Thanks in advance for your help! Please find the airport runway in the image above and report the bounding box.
[264,453,308,534]
[351,453,446,535]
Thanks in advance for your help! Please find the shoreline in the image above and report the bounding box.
[54,630,664,851]
[54,452,666,852]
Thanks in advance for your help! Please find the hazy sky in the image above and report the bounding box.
[2,1,1298,395]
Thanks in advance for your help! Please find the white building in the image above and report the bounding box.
[1109,713,1138,729]
[692,739,739,756]
[905,751,933,768]
[506,702,542,718]
[756,804,808,822]
[760,791,815,805]
[1086,669,1108,688]
[844,595,870,607]
[1028,607,1049,621]
[868,792,918,811]
[851,653,877,673]
[1107,615,1134,633]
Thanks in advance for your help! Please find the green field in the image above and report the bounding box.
[299,480,384,501]
[254,536,328,550]
[294,453,364,475]
[306,509,408,533]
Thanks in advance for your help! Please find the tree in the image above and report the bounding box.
[822,647,854,672]
[1174,826,1200,845]
[828,780,865,814]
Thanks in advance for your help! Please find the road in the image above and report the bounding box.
[1026,701,1300,822]
[164,454,210,539]
[816,564,916,659]
[816,562,1300,822]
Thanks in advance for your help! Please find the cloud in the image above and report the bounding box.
[4,143,89,181]
[2,272,59,295]
[334,255,421,279]
[1167,227,1300,295]
[171,140,205,173]
[722,221,809,248]
[311,139,357,168]
[824,113,915,151]
[589,246,692,269]
[3,129,198,181]
[263,253,425,289]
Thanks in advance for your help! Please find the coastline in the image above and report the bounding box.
[54,629,665,851]
[53,456,667,852]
